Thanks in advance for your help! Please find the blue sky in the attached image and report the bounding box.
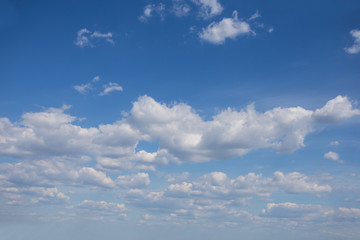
[1,0,360,239]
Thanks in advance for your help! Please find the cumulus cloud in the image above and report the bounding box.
[122,170,330,224]
[74,76,100,94]
[345,29,360,54]
[139,3,166,22]
[99,82,123,96]
[0,95,358,170]
[116,173,150,189]
[199,11,252,44]
[313,96,360,123]
[74,29,114,48]
[191,0,223,18]
[324,151,343,163]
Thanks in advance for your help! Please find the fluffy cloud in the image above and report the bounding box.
[123,171,330,224]
[99,82,123,96]
[116,173,150,189]
[74,29,114,48]
[0,95,359,169]
[199,11,252,44]
[345,29,360,54]
[313,95,360,123]
[324,151,343,163]
[191,0,223,18]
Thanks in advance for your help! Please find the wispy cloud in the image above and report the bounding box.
[99,82,123,96]
[74,76,100,94]
[74,29,114,48]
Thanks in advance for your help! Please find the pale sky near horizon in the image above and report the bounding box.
[1,0,360,239]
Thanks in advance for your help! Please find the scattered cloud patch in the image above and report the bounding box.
[329,141,339,146]
[345,29,360,54]
[324,151,343,163]
[199,11,252,44]
[191,0,223,18]
[139,3,166,22]
[74,76,100,94]
[99,82,123,96]
[172,0,191,17]
[261,202,360,222]
[74,29,114,48]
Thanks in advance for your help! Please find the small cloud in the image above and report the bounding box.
[99,82,123,96]
[329,141,339,146]
[74,28,92,48]
[139,3,166,22]
[191,0,223,18]
[74,29,114,48]
[74,76,100,94]
[345,28,360,54]
[172,0,191,17]
[268,27,274,33]
[199,11,252,44]
[324,151,343,164]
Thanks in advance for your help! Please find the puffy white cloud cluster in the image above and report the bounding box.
[191,0,223,18]
[0,95,358,169]
[0,95,358,216]
[199,11,252,44]
[124,171,330,223]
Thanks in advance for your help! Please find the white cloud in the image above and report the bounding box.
[324,151,343,163]
[77,200,127,219]
[313,95,360,123]
[329,141,339,146]
[99,82,123,96]
[74,76,100,94]
[139,3,166,22]
[116,173,150,189]
[0,95,358,170]
[260,202,330,219]
[345,29,360,54]
[172,0,191,17]
[191,0,223,18]
[74,28,92,48]
[74,29,114,48]
[123,171,330,224]
[199,11,252,44]
[261,202,360,223]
